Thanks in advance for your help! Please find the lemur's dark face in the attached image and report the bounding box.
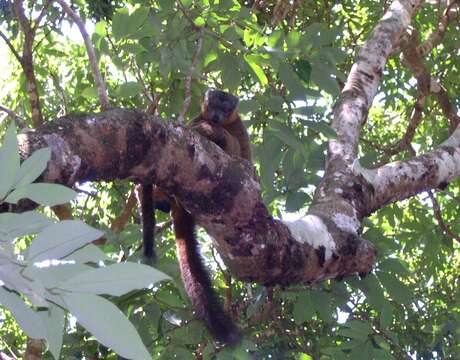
[204,89,239,124]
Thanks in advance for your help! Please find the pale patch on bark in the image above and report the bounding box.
[437,150,460,182]
[332,213,360,234]
[352,159,377,184]
[283,215,336,260]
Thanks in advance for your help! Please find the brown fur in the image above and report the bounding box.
[147,90,250,345]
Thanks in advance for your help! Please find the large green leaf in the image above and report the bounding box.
[38,304,65,360]
[293,291,315,324]
[0,123,20,199]
[115,81,143,98]
[0,211,53,239]
[27,220,103,262]
[377,272,413,305]
[14,147,51,188]
[0,286,45,339]
[5,183,76,206]
[62,292,151,360]
[59,262,170,296]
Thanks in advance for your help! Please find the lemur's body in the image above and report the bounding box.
[140,90,250,345]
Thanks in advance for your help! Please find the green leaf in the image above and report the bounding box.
[245,55,268,86]
[38,304,65,360]
[310,63,340,95]
[311,290,332,322]
[270,121,304,150]
[62,292,151,360]
[27,220,103,262]
[112,7,149,40]
[0,211,53,238]
[5,183,76,206]
[286,190,310,212]
[303,120,337,139]
[379,258,410,277]
[349,339,375,360]
[339,320,373,339]
[258,131,283,189]
[278,62,306,99]
[380,301,394,329]
[378,272,412,305]
[160,48,172,79]
[293,291,314,324]
[294,59,312,83]
[59,262,169,296]
[297,354,313,360]
[0,122,20,199]
[94,21,107,37]
[171,321,205,345]
[220,53,241,91]
[161,346,195,360]
[0,286,45,339]
[81,86,98,99]
[24,263,92,289]
[194,16,205,27]
[65,244,109,263]
[115,81,143,98]
[14,148,51,188]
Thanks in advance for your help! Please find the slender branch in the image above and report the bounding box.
[430,78,460,133]
[178,30,204,123]
[55,0,110,110]
[0,30,23,64]
[428,191,460,243]
[13,0,44,127]
[418,0,460,56]
[33,0,52,31]
[0,105,26,128]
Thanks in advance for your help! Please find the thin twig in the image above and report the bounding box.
[0,30,23,63]
[0,105,26,128]
[33,0,52,31]
[55,0,110,110]
[428,191,460,243]
[178,30,204,123]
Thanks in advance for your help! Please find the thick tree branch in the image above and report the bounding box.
[357,124,460,210]
[16,109,375,284]
[284,1,423,266]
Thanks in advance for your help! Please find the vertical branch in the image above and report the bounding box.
[13,0,44,127]
[177,30,204,123]
[55,0,110,110]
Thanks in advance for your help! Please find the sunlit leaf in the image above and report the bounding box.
[63,293,151,360]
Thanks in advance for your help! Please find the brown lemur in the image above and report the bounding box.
[140,89,251,346]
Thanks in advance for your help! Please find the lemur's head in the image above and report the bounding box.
[203,89,239,124]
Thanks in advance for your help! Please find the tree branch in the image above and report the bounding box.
[15,109,375,284]
[357,123,460,211]
[0,104,26,128]
[55,0,110,110]
[13,0,44,127]
[0,30,23,64]
[178,30,203,123]
[428,191,460,243]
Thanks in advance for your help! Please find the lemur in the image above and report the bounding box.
[140,90,251,345]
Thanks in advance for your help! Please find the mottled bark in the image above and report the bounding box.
[16,109,375,284]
